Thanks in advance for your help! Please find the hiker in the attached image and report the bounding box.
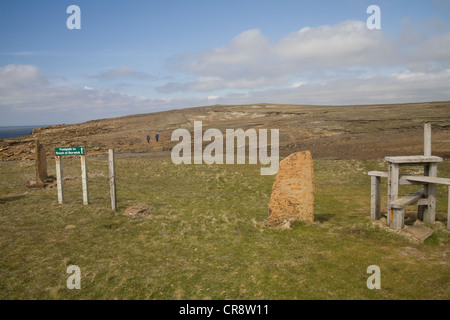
[146,135,150,143]
[155,133,159,142]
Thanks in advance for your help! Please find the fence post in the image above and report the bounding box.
[55,156,64,204]
[424,123,431,157]
[109,149,117,211]
[81,154,89,205]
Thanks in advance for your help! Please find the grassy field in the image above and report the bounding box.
[0,156,449,299]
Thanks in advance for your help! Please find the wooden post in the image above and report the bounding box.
[423,124,435,224]
[424,163,437,224]
[387,166,391,226]
[392,208,404,229]
[387,163,399,228]
[108,149,117,211]
[55,156,64,204]
[81,154,89,205]
[424,123,431,157]
[371,176,381,220]
[419,164,431,221]
[417,205,425,221]
[447,187,450,231]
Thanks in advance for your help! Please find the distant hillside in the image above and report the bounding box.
[1,101,450,161]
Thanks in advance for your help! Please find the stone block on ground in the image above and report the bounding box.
[403,225,434,243]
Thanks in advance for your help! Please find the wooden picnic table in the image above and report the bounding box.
[385,155,443,228]
[369,124,449,231]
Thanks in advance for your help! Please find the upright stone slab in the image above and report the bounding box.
[268,151,314,226]
[27,140,55,189]
[35,140,49,184]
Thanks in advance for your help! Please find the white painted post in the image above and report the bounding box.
[424,123,431,157]
[108,149,117,211]
[55,156,64,204]
[81,154,89,205]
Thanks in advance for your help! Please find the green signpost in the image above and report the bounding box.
[54,146,89,205]
[54,147,85,156]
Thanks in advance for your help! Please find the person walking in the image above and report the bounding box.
[155,133,159,142]
[146,135,150,143]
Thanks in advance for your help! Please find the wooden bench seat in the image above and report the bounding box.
[390,189,425,209]
[401,175,450,186]
[390,189,425,229]
[369,172,450,186]
[368,171,388,178]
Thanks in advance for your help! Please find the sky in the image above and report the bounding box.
[0,0,449,126]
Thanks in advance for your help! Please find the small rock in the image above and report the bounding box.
[26,180,44,189]
[279,219,293,230]
[65,225,76,230]
[123,205,149,217]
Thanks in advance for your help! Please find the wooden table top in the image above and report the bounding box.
[385,155,443,164]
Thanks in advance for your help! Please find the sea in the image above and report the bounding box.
[0,126,50,139]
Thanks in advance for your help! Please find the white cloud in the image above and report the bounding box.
[151,18,450,110]
[2,17,450,125]
[0,64,167,124]
[92,66,154,80]
[0,64,238,125]
[0,64,47,88]
[409,32,450,66]
[187,29,272,75]
[289,81,306,88]
[158,20,397,93]
[212,69,450,106]
[275,20,389,67]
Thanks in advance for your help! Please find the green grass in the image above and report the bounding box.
[0,157,449,299]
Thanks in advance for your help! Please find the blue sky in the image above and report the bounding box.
[1,0,449,125]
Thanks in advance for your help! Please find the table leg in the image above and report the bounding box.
[387,163,399,228]
[447,186,450,231]
[371,176,381,220]
[424,163,437,224]
[418,164,429,221]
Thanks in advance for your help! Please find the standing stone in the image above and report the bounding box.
[27,140,55,188]
[268,151,315,226]
[35,140,49,184]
